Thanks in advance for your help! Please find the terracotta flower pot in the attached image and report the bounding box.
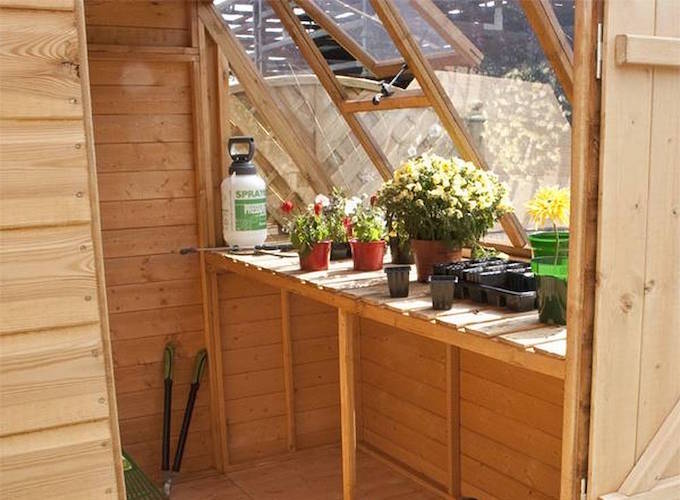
[411,239,462,282]
[299,241,331,271]
[350,240,386,271]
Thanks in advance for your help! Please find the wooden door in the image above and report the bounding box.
[587,0,680,498]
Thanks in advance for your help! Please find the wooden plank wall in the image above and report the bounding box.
[84,0,214,481]
[587,0,680,496]
[0,0,123,498]
[219,273,342,463]
[359,319,563,500]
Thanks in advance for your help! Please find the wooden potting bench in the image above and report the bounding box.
[206,251,566,499]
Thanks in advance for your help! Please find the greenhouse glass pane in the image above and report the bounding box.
[310,0,402,61]
[405,0,572,230]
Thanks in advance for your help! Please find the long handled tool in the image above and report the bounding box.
[161,344,174,497]
[162,349,208,497]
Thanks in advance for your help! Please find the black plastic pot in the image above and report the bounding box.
[330,242,351,261]
[389,237,414,264]
[384,264,411,298]
[430,275,456,310]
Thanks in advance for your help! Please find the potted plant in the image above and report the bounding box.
[348,196,386,271]
[526,186,570,325]
[323,189,359,260]
[377,154,510,282]
[282,200,332,272]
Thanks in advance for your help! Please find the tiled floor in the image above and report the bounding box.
[172,445,442,499]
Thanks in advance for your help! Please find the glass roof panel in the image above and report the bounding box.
[420,0,572,229]
[214,0,371,77]
[309,0,402,61]
[550,0,575,48]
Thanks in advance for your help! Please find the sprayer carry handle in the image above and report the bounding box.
[228,136,255,163]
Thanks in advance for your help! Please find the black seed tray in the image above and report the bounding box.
[433,259,537,310]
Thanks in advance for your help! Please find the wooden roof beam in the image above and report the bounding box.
[519,0,574,102]
[199,3,332,195]
[408,0,483,67]
[371,0,528,248]
[269,0,393,181]
[341,89,429,113]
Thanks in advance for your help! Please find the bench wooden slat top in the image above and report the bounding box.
[206,251,567,378]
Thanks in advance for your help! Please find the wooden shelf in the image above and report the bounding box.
[206,251,566,380]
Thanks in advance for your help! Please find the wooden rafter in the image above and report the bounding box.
[199,3,332,195]
[269,0,393,181]
[519,0,574,102]
[370,0,529,248]
[408,0,483,67]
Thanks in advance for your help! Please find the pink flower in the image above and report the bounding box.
[314,202,323,216]
[280,200,294,214]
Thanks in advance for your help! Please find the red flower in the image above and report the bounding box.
[343,216,353,237]
[370,194,378,206]
[314,202,323,216]
[280,200,293,214]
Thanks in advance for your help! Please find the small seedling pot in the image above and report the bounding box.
[384,264,411,298]
[299,241,331,272]
[389,237,414,264]
[430,275,456,310]
[350,240,386,271]
[330,242,351,261]
[531,256,568,325]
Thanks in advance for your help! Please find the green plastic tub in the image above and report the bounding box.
[531,256,568,325]
[528,231,569,258]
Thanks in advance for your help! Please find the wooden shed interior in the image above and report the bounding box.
[0,1,678,500]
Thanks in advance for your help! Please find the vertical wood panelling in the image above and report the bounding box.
[219,273,343,465]
[358,319,563,499]
[588,0,680,495]
[84,0,212,480]
[0,0,122,497]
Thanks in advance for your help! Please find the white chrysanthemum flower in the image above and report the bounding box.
[314,194,330,207]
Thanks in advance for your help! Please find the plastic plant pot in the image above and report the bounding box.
[531,256,568,325]
[299,241,331,272]
[430,275,456,310]
[529,231,569,258]
[330,242,351,261]
[389,237,414,265]
[350,240,386,271]
[384,264,411,298]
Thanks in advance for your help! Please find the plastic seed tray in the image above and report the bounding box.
[432,259,537,312]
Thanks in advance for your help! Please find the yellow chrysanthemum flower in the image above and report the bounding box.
[526,186,570,228]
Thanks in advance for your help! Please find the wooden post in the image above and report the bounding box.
[560,0,602,496]
[446,346,461,497]
[338,309,357,500]
[193,17,229,471]
[280,290,297,452]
